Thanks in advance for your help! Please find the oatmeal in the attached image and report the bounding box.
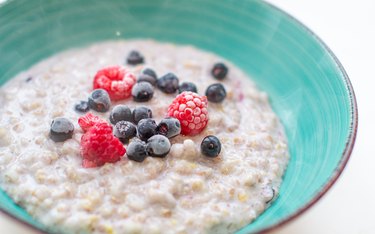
[0,40,289,234]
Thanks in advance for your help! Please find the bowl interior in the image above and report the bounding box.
[0,0,355,233]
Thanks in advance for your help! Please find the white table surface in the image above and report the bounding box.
[1,1,374,233]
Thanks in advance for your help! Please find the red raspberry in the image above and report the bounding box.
[80,122,126,168]
[78,113,107,132]
[167,91,209,136]
[93,66,136,101]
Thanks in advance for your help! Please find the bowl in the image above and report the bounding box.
[0,0,357,233]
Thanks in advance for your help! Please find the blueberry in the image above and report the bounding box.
[205,83,226,103]
[157,73,179,94]
[114,121,137,143]
[132,106,152,124]
[157,117,181,138]
[25,76,33,82]
[88,89,111,112]
[127,140,148,162]
[74,100,89,113]
[109,105,132,125]
[146,135,171,158]
[49,117,74,142]
[127,50,144,65]
[132,82,154,102]
[137,118,157,141]
[138,68,157,86]
[178,82,197,93]
[211,62,228,80]
[201,135,221,157]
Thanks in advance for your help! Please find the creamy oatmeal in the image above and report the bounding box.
[0,40,289,234]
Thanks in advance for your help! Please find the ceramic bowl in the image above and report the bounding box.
[0,0,357,233]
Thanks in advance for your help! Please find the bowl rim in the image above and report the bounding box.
[256,2,358,233]
[0,1,358,234]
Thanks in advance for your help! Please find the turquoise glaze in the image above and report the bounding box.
[0,0,357,233]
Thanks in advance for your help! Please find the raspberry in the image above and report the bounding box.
[167,91,209,136]
[93,66,136,101]
[78,113,107,132]
[80,122,126,168]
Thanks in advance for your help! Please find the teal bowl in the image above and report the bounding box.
[0,0,357,233]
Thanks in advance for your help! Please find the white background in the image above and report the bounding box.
[0,1,374,233]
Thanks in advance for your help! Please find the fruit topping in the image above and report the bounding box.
[138,68,158,86]
[74,100,90,113]
[201,135,221,157]
[211,62,228,80]
[88,89,111,112]
[167,91,208,136]
[132,106,152,124]
[126,140,148,162]
[25,76,33,82]
[137,118,157,141]
[132,81,154,102]
[157,117,181,138]
[109,105,132,125]
[93,66,136,101]
[80,122,126,168]
[205,83,226,103]
[49,117,74,142]
[146,135,171,158]
[178,82,197,93]
[78,113,107,132]
[127,50,144,65]
[157,73,179,94]
[114,121,137,143]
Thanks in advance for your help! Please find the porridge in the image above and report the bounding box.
[0,40,289,234]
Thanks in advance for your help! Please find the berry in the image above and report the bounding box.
[146,135,171,158]
[80,122,126,168]
[49,117,74,142]
[114,121,137,143]
[109,105,132,125]
[132,106,152,124]
[167,91,209,136]
[74,100,90,113]
[126,140,148,162]
[132,81,154,102]
[88,89,111,112]
[205,83,226,103]
[127,50,144,65]
[78,113,107,132]
[157,117,181,138]
[211,62,228,80]
[200,135,221,157]
[178,82,197,93]
[137,118,157,141]
[138,68,157,86]
[25,76,33,82]
[157,73,179,94]
[93,66,136,101]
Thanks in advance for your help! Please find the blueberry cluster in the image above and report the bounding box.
[109,105,182,162]
[136,68,181,95]
[127,51,230,105]
[75,88,112,113]
[64,52,228,165]
[135,66,228,104]
[204,62,230,103]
